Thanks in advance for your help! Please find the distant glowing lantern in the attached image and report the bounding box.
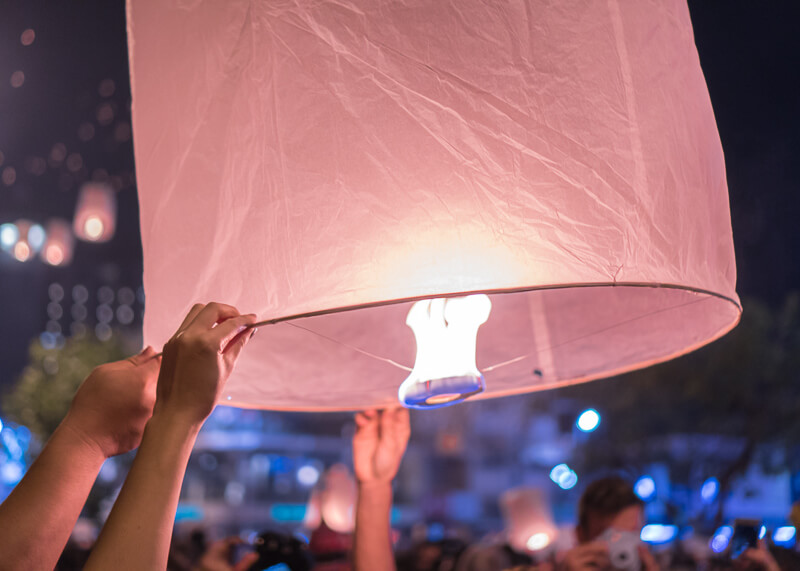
[129,0,740,410]
[73,182,116,242]
[304,464,356,534]
[10,220,37,263]
[501,487,558,554]
[41,219,74,266]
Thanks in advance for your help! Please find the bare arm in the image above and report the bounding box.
[0,347,160,571]
[352,408,410,571]
[85,302,256,571]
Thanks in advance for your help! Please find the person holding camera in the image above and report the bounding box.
[557,477,659,571]
[0,345,162,571]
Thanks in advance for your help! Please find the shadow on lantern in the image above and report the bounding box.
[73,183,116,243]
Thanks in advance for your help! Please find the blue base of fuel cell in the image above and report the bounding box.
[399,374,485,409]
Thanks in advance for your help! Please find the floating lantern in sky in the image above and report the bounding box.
[303,464,356,534]
[41,219,74,267]
[129,0,740,410]
[73,182,116,243]
[501,488,558,554]
[9,220,43,263]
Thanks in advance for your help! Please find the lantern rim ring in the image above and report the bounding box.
[250,281,742,328]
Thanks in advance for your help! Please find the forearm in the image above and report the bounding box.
[84,412,200,571]
[0,420,105,571]
[354,481,395,571]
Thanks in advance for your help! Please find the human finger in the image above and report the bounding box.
[128,345,158,366]
[176,303,206,333]
[355,410,378,428]
[638,544,659,571]
[186,302,242,330]
[213,314,258,352]
[221,324,256,366]
[390,407,411,436]
[577,542,610,561]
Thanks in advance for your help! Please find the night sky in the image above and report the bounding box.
[0,1,798,390]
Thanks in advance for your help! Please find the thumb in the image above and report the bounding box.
[128,345,161,367]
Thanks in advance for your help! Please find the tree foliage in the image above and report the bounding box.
[2,333,135,442]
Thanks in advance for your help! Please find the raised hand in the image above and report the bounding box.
[353,408,411,484]
[0,347,161,571]
[63,346,161,458]
[85,302,256,571]
[352,408,410,571]
[154,302,257,425]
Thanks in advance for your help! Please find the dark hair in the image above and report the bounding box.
[577,477,643,538]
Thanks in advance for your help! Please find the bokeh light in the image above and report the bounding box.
[641,524,678,544]
[701,477,719,503]
[634,476,656,501]
[710,526,733,553]
[13,241,31,262]
[0,223,19,250]
[84,216,104,240]
[27,224,45,252]
[526,532,551,551]
[20,29,35,46]
[296,465,320,487]
[2,166,17,186]
[10,71,25,88]
[576,409,600,432]
[549,464,578,490]
[773,526,796,545]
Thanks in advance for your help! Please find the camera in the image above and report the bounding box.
[729,519,761,560]
[598,528,641,571]
[244,531,313,571]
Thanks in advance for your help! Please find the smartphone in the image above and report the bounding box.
[729,519,761,560]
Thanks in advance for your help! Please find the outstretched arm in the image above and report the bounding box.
[0,346,161,571]
[85,302,256,571]
[352,408,410,571]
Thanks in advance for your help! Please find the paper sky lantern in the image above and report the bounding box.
[303,464,356,534]
[41,219,74,267]
[501,487,558,554]
[9,219,42,263]
[73,182,116,243]
[128,0,739,410]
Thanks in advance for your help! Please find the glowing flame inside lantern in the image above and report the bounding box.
[399,294,491,409]
[84,216,105,241]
